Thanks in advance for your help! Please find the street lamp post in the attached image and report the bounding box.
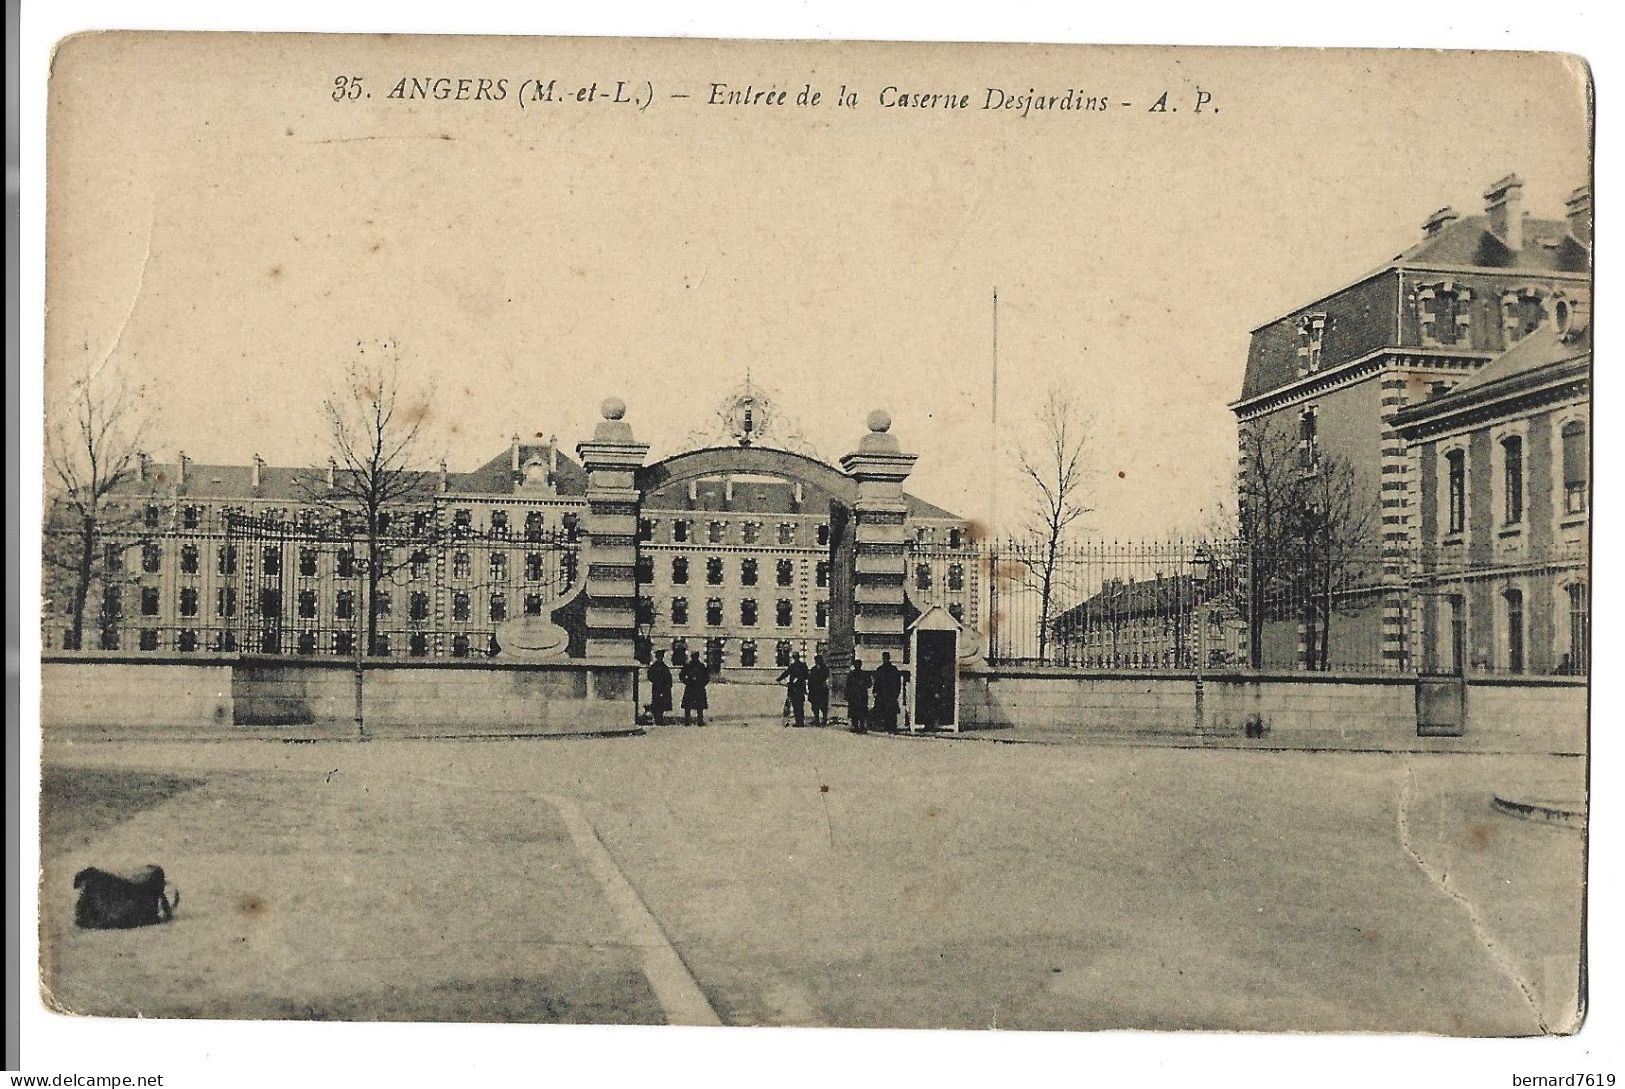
[1191,544,1212,734]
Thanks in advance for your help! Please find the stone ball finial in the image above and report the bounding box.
[601,396,627,421]
[866,409,892,434]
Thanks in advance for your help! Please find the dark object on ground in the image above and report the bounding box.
[73,865,179,929]
[1245,714,1268,739]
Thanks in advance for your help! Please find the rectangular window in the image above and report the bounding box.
[1563,422,1588,514]
[490,510,509,537]
[741,599,758,627]
[178,629,199,653]
[139,628,159,651]
[298,631,317,655]
[490,552,508,581]
[707,557,724,585]
[259,588,281,617]
[1298,409,1319,472]
[948,564,965,591]
[183,505,200,529]
[776,559,794,587]
[526,552,546,581]
[375,590,392,617]
[1504,589,1525,673]
[671,597,689,626]
[453,593,471,622]
[817,523,830,546]
[671,558,689,585]
[708,521,726,545]
[145,504,161,528]
[742,522,761,545]
[181,545,199,574]
[337,548,355,578]
[777,523,796,545]
[409,591,429,621]
[140,587,160,616]
[915,563,933,591]
[1446,450,1467,536]
[1568,583,1590,674]
[638,517,654,542]
[673,520,690,543]
[706,598,723,627]
[336,590,354,620]
[490,594,507,622]
[453,551,471,579]
[217,587,237,618]
[815,601,828,629]
[1502,436,1524,524]
[776,599,793,627]
[741,558,759,586]
[299,548,319,577]
[142,543,162,573]
[409,632,429,657]
[525,593,542,616]
[104,543,124,572]
[335,631,355,656]
[741,640,758,667]
[454,509,473,536]
[179,587,199,617]
[636,556,655,584]
[262,547,282,576]
[299,590,318,619]
[526,511,546,541]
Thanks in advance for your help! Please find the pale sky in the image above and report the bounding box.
[46,35,1591,537]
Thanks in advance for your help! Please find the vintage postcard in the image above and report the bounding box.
[38,32,1590,1036]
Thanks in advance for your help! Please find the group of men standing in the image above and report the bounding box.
[643,648,905,732]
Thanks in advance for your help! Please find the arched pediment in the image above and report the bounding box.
[637,446,856,504]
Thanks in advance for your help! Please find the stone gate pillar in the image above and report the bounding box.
[840,410,918,666]
[575,398,649,660]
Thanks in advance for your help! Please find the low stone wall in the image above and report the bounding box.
[40,655,637,735]
[42,657,235,729]
[958,667,1587,753]
[1463,677,1587,754]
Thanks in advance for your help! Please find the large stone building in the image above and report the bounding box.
[1392,310,1589,676]
[44,391,976,680]
[1231,175,1591,670]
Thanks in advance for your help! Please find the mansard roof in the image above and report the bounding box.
[111,441,588,503]
[1237,207,1591,406]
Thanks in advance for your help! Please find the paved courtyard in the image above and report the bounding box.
[39,720,1585,1034]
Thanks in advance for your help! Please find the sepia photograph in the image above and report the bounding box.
[20,16,1605,1081]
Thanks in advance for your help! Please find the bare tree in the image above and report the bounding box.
[1012,387,1094,661]
[297,341,437,657]
[43,354,158,651]
[1236,420,1379,670]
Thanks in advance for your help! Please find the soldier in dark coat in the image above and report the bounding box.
[845,657,872,734]
[646,650,673,726]
[872,651,903,732]
[680,654,710,726]
[777,653,810,727]
[808,653,831,726]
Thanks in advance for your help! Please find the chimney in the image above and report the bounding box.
[510,434,521,476]
[439,458,449,493]
[326,456,337,488]
[1484,174,1525,251]
[137,451,150,483]
[1422,206,1460,237]
[178,451,190,487]
[724,475,735,504]
[547,438,558,485]
[251,454,265,489]
[1566,184,1592,246]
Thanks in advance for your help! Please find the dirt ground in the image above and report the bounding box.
[38,723,1586,1033]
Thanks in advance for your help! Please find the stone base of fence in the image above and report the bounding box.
[957,666,1586,755]
[41,654,638,736]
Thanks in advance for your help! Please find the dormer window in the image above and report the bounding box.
[1296,313,1327,377]
[1501,286,1547,344]
[1417,281,1472,347]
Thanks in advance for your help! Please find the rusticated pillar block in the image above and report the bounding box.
[575,398,649,661]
